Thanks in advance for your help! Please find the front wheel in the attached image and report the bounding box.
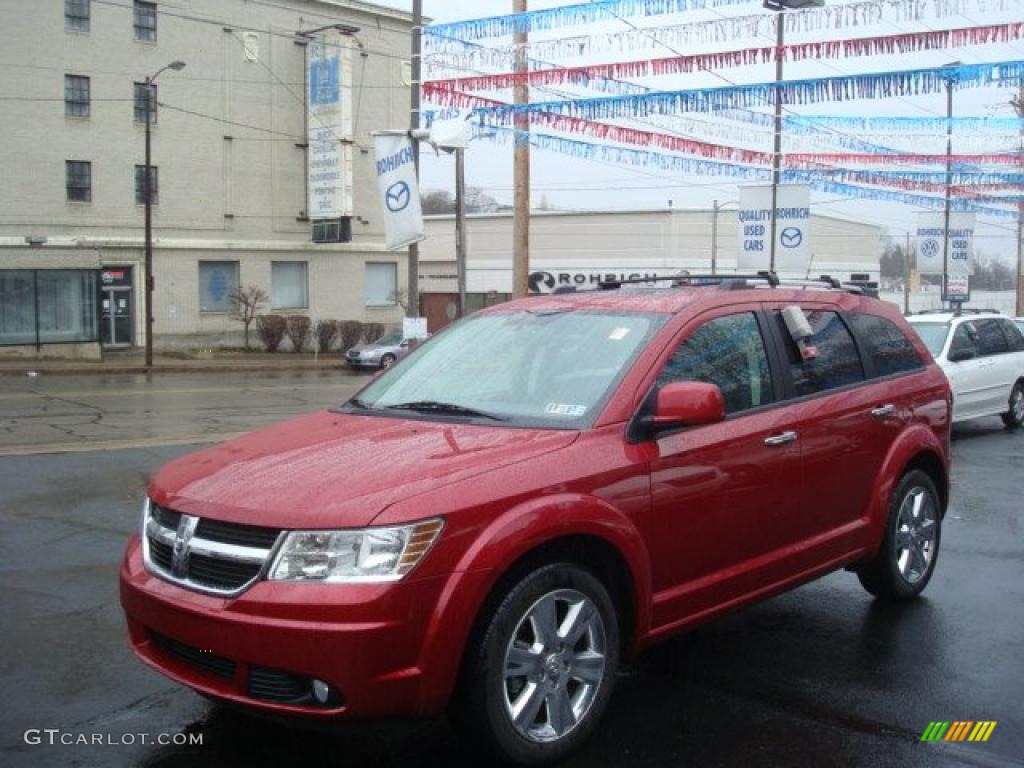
[453,563,620,765]
[379,353,396,370]
[857,469,942,600]
[1002,381,1024,428]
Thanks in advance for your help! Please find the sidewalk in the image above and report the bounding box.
[0,351,349,376]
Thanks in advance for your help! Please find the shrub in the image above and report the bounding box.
[315,319,339,353]
[338,320,363,352]
[362,322,385,343]
[286,316,312,353]
[256,314,287,352]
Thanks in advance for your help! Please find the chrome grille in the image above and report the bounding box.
[143,501,282,596]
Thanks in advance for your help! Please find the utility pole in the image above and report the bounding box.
[904,230,912,315]
[407,0,422,318]
[769,11,783,274]
[455,148,467,317]
[711,199,719,275]
[142,60,185,368]
[1013,83,1023,317]
[512,0,530,298]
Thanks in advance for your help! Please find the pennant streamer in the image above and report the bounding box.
[473,124,1019,218]
[426,0,1014,65]
[425,60,1024,126]
[426,0,752,41]
[427,22,1024,95]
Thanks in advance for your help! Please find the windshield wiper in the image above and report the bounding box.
[383,400,508,421]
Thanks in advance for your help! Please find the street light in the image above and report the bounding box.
[941,60,961,309]
[142,60,186,368]
[763,0,823,273]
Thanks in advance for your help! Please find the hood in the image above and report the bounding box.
[150,410,578,529]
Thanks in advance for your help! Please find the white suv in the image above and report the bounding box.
[907,310,1024,427]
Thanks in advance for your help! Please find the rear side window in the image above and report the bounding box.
[774,310,864,396]
[998,319,1024,352]
[658,312,774,414]
[974,319,1009,356]
[948,324,978,359]
[848,313,924,377]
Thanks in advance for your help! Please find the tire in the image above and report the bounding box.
[379,353,396,370]
[1001,381,1024,429]
[452,563,620,765]
[857,469,942,601]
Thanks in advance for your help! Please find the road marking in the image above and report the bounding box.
[0,433,249,457]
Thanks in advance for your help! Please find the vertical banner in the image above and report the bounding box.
[306,31,353,220]
[737,184,811,273]
[915,212,975,276]
[374,134,424,250]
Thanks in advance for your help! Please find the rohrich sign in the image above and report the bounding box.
[737,184,811,274]
[528,269,679,293]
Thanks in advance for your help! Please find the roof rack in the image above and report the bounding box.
[915,308,1003,316]
[598,271,865,295]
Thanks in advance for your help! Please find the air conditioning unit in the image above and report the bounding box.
[311,217,352,243]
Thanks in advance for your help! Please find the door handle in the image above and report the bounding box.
[870,404,896,418]
[764,431,798,446]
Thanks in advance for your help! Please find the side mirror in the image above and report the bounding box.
[644,381,726,436]
[948,348,974,362]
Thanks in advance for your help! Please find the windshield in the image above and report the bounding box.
[909,322,950,357]
[373,331,403,346]
[348,310,666,428]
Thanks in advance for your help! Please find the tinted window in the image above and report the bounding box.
[948,324,977,360]
[849,313,924,376]
[974,319,1009,356]
[997,319,1024,352]
[658,313,773,414]
[775,310,864,396]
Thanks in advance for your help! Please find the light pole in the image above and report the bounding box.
[763,0,822,273]
[143,60,185,368]
[941,61,961,309]
[1012,84,1023,317]
[711,199,738,274]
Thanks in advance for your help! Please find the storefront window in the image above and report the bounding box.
[0,270,99,346]
[198,261,239,313]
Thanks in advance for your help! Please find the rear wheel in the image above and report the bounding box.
[857,469,941,600]
[453,563,620,765]
[1002,381,1024,428]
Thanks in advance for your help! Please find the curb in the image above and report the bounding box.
[0,362,351,377]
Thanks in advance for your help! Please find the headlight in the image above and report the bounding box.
[269,518,444,583]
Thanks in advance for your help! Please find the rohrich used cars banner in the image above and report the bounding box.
[374,134,425,251]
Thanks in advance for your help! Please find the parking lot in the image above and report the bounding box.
[0,371,1021,767]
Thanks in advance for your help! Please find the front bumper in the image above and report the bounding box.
[345,356,380,368]
[119,535,449,719]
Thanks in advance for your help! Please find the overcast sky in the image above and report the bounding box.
[377,0,1023,260]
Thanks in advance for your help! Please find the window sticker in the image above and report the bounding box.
[608,327,631,341]
[545,403,587,418]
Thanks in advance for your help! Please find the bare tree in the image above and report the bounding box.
[390,288,410,314]
[229,284,268,350]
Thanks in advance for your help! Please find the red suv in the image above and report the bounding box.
[121,275,951,764]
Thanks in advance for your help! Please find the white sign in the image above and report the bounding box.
[403,317,429,339]
[945,274,970,302]
[375,134,424,250]
[737,184,811,274]
[915,212,974,277]
[306,31,353,220]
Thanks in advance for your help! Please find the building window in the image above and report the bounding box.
[0,269,100,346]
[66,160,91,202]
[133,1,156,41]
[64,74,90,117]
[271,262,308,309]
[364,262,397,307]
[198,261,239,313]
[65,0,90,32]
[134,165,158,205]
[133,82,156,123]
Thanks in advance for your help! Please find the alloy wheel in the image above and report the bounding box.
[894,487,938,584]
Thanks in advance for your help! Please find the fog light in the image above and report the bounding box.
[311,678,331,704]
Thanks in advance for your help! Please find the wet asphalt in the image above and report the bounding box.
[0,372,1021,767]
